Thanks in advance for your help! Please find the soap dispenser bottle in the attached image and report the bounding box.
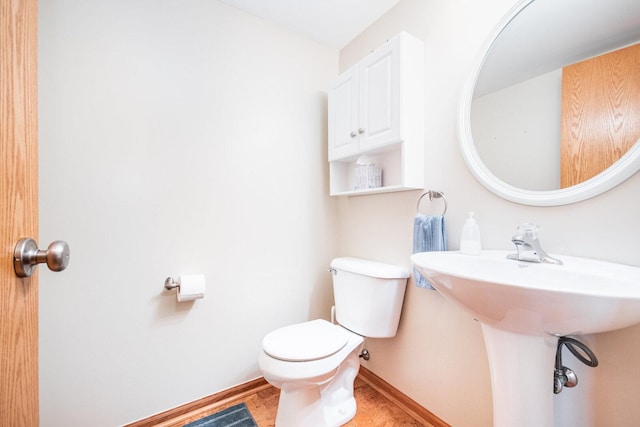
[460,212,482,255]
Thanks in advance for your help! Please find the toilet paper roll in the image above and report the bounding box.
[177,274,206,302]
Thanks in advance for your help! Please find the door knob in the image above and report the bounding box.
[14,238,70,277]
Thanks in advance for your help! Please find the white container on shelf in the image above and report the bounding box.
[354,156,382,190]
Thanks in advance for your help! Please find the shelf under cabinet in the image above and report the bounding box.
[329,144,423,196]
[331,185,422,197]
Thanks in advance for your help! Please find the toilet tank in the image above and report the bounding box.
[330,257,410,338]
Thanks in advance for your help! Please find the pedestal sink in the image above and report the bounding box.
[411,250,640,427]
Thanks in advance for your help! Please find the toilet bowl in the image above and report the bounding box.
[259,319,364,427]
[258,257,410,427]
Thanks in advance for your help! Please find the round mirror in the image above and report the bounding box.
[459,0,640,206]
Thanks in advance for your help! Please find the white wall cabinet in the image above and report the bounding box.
[328,32,424,196]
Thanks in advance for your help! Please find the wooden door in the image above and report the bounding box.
[560,43,640,188]
[0,0,39,425]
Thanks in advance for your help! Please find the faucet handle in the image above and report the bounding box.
[516,223,540,238]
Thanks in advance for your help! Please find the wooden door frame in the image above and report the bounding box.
[0,0,39,425]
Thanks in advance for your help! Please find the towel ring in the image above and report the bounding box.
[416,190,447,216]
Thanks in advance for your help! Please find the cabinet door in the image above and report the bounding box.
[328,66,359,161]
[358,38,401,151]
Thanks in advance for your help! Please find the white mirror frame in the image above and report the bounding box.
[458,0,640,206]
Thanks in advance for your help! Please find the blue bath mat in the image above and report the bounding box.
[182,402,258,427]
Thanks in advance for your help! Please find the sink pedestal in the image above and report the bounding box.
[482,325,558,427]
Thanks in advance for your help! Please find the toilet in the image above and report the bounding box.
[258,257,410,427]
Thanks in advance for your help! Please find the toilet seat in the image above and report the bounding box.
[262,319,348,362]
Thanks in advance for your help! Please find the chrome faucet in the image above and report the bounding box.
[507,223,563,265]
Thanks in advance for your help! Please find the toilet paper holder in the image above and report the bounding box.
[164,277,179,290]
[164,275,206,302]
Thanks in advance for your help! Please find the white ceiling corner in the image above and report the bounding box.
[218,0,401,49]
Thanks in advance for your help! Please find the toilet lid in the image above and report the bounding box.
[262,319,348,362]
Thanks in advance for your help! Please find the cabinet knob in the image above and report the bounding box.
[350,131,357,138]
[358,128,365,134]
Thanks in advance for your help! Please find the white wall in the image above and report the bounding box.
[472,69,561,190]
[339,1,640,427]
[38,0,338,425]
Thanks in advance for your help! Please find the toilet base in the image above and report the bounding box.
[274,347,362,427]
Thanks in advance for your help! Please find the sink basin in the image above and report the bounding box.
[411,250,640,336]
[411,250,640,426]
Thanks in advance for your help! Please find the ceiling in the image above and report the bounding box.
[218,0,401,49]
